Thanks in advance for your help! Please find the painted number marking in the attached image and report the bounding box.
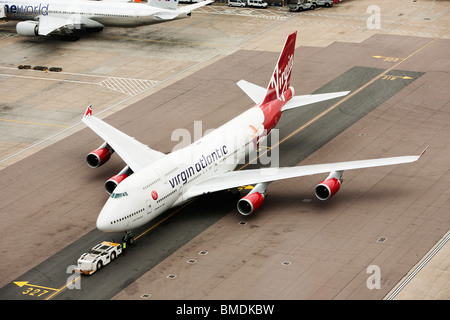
[13,281,59,299]
[22,287,49,297]
[372,55,405,62]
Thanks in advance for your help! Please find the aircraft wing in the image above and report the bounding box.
[82,106,165,172]
[153,12,180,20]
[37,15,104,36]
[184,150,427,198]
[153,1,213,21]
[37,15,73,36]
[179,0,214,12]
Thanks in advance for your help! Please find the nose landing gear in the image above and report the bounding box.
[122,231,134,245]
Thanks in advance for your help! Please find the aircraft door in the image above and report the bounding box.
[146,199,152,214]
[135,9,145,25]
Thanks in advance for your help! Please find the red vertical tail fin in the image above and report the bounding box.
[262,31,297,104]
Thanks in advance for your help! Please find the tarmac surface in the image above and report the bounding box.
[0,0,449,300]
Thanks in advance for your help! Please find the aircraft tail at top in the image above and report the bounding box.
[237,31,350,109]
[262,31,297,104]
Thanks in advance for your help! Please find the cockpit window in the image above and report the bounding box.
[110,192,128,199]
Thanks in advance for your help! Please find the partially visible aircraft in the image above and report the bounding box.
[0,0,212,38]
[82,31,427,243]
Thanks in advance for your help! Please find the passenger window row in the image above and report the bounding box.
[165,167,179,176]
[51,11,134,18]
[156,190,177,203]
[143,178,161,190]
[110,207,145,224]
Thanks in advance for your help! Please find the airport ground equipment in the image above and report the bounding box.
[75,241,122,275]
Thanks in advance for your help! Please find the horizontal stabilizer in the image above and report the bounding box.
[237,80,266,104]
[281,91,350,111]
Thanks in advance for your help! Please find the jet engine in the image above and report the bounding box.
[16,21,39,37]
[315,171,343,201]
[237,182,269,216]
[86,142,114,168]
[105,166,133,195]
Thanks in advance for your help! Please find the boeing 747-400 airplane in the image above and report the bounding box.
[0,0,212,37]
[82,31,426,242]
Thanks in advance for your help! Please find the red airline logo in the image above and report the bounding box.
[84,105,93,117]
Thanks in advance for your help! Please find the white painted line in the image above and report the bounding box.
[385,231,450,300]
[0,72,96,85]
[0,67,160,96]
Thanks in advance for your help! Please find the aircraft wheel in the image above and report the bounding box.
[122,232,134,245]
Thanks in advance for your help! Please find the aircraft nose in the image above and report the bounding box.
[96,212,110,232]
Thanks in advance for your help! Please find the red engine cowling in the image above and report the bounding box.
[237,192,265,216]
[315,177,341,201]
[105,166,132,195]
[86,144,113,168]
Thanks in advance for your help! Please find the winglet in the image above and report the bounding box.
[418,145,429,159]
[84,105,93,117]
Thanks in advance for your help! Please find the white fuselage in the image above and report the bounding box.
[1,0,185,27]
[97,106,267,232]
